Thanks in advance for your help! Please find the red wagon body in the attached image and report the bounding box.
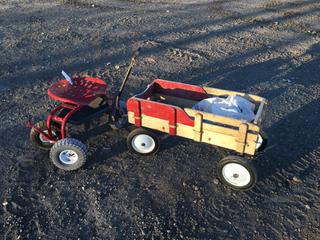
[127,79,266,156]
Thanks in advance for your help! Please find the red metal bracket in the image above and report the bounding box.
[26,120,56,142]
[47,103,82,139]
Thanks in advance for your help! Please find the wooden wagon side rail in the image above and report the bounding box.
[184,108,260,155]
[128,109,259,156]
[184,108,260,132]
[203,86,264,103]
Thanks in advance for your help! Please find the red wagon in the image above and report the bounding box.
[126,79,267,190]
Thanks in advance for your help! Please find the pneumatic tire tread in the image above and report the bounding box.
[50,138,87,171]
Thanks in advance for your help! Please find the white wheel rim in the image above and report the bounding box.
[222,163,251,187]
[255,134,263,150]
[39,130,56,144]
[59,150,79,165]
[132,134,156,154]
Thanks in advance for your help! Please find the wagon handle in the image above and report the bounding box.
[114,47,141,116]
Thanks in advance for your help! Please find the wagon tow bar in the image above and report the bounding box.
[110,47,141,128]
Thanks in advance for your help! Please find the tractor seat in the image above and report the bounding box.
[48,77,108,106]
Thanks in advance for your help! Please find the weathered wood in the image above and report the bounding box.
[236,123,249,155]
[193,113,203,141]
[128,112,170,133]
[184,108,260,132]
[203,86,263,103]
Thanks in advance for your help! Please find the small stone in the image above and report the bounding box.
[91,4,95,7]
[2,201,8,207]
[145,57,156,64]
[115,65,120,70]
[106,62,111,66]
[305,204,311,210]
[213,178,219,185]
[182,181,186,187]
[292,176,302,184]
[193,185,199,191]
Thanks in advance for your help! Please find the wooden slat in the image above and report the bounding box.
[169,107,177,135]
[128,112,169,133]
[176,122,256,155]
[202,122,258,141]
[203,86,263,103]
[236,123,249,154]
[184,108,260,132]
[193,113,203,141]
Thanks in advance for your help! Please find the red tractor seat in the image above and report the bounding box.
[48,77,108,106]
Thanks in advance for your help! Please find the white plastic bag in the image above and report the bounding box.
[192,96,255,122]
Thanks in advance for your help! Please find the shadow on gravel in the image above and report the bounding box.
[1,0,318,90]
[258,92,320,182]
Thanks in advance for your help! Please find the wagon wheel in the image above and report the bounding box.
[217,155,257,190]
[50,138,87,171]
[30,120,61,150]
[255,132,268,152]
[127,128,160,155]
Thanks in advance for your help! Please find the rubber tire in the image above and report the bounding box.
[217,155,257,191]
[30,120,61,150]
[127,128,160,155]
[50,138,87,171]
[256,132,268,152]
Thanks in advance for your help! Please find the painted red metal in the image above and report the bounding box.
[127,79,210,135]
[48,77,108,106]
[45,77,108,140]
[26,120,55,142]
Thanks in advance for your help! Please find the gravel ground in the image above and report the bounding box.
[0,0,320,239]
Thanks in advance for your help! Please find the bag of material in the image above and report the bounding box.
[192,96,255,122]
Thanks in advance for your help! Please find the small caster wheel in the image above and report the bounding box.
[30,120,61,150]
[127,128,160,155]
[255,132,268,152]
[50,138,87,171]
[217,155,257,190]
